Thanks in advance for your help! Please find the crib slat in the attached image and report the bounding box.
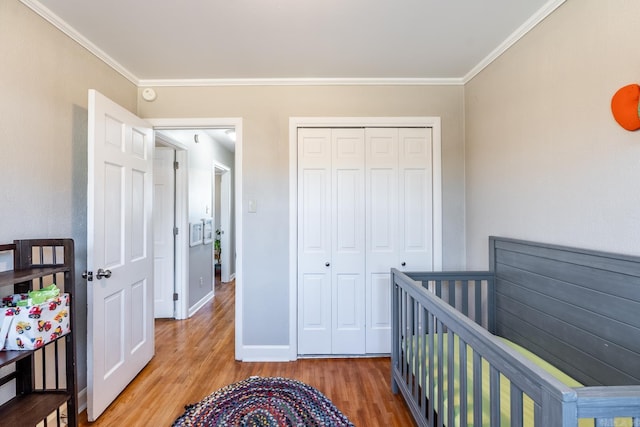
[510,384,524,427]
[411,298,420,402]
[448,280,456,308]
[459,337,468,427]
[490,366,500,426]
[427,310,435,425]
[420,308,427,421]
[534,402,542,427]
[473,352,483,426]
[475,281,483,327]
[447,332,455,426]
[461,281,469,317]
[437,322,444,427]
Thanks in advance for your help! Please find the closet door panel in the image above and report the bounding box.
[365,128,398,353]
[331,129,365,354]
[298,129,332,354]
[399,128,433,271]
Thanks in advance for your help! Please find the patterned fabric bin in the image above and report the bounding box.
[1,293,71,350]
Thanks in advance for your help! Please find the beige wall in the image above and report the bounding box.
[465,0,640,269]
[138,85,466,345]
[0,0,137,391]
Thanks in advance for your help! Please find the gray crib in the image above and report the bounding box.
[391,236,640,427]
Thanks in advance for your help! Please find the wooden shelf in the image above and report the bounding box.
[0,240,77,426]
[0,392,71,425]
[0,349,34,368]
[0,266,69,288]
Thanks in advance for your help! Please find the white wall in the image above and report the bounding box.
[0,0,137,395]
[465,0,640,268]
[138,85,466,346]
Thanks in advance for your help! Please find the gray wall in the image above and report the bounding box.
[0,1,137,393]
[464,0,640,269]
[185,133,235,307]
[138,85,467,346]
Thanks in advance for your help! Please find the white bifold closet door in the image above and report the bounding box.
[297,127,433,356]
[297,128,366,355]
[365,127,433,353]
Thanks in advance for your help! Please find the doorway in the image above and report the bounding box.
[148,118,244,359]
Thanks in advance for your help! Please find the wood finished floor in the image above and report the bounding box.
[78,276,414,426]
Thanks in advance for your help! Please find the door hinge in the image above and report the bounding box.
[173,293,179,301]
[173,227,179,236]
[174,161,179,170]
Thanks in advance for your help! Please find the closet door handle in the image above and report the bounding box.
[401,262,406,267]
[325,262,330,267]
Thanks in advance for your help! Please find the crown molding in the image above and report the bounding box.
[463,0,566,83]
[137,77,465,87]
[22,0,564,89]
[20,0,139,85]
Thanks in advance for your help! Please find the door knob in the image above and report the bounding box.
[401,262,406,267]
[96,268,112,279]
[325,262,330,267]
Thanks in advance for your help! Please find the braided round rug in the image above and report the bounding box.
[172,376,354,427]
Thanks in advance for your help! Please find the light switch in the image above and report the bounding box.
[248,200,257,213]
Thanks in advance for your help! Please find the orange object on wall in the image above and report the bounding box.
[611,84,640,131]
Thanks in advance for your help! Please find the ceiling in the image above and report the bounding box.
[24,0,564,85]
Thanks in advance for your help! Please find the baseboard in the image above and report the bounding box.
[229,272,236,282]
[239,345,296,362]
[77,387,87,413]
[188,291,214,317]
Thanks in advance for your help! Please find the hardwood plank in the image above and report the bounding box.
[79,278,414,426]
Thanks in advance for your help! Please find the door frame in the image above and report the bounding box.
[288,116,442,360]
[214,162,232,283]
[148,118,244,360]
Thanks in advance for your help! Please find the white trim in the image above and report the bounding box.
[138,77,464,87]
[289,117,443,360]
[19,0,138,85]
[463,0,566,83]
[239,345,296,362]
[148,117,244,360]
[188,290,214,317]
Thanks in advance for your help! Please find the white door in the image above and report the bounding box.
[365,127,433,353]
[365,128,399,353]
[87,90,155,421]
[298,128,365,355]
[330,129,365,354]
[154,147,175,318]
[398,128,433,271]
[297,128,333,354]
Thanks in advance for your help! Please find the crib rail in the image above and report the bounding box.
[576,386,640,426]
[392,268,640,427]
[392,269,579,427]
[407,271,496,332]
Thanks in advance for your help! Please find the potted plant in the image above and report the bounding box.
[214,229,221,263]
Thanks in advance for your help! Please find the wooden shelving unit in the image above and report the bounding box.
[0,239,77,426]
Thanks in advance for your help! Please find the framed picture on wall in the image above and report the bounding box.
[189,222,203,247]
[203,218,214,244]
